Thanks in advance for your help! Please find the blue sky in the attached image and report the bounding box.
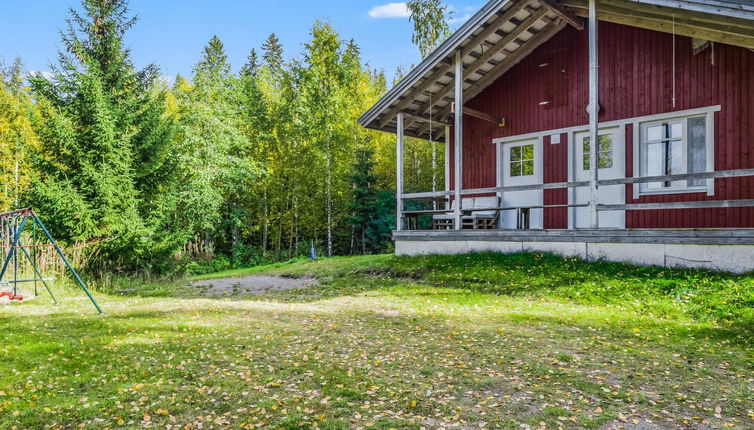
[0,1,479,83]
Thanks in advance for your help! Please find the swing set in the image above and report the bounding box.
[0,208,103,314]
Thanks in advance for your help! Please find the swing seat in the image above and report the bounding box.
[0,291,23,301]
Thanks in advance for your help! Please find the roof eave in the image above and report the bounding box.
[358,0,511,129]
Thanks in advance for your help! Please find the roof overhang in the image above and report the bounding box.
[359,0,754,141]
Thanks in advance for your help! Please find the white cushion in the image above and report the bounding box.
[461,198,475,210]
[432,214,455,220]
[473,196,499,217]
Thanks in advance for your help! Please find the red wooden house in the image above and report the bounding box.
[360,0,754,272]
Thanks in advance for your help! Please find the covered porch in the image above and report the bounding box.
[359,0,754,272]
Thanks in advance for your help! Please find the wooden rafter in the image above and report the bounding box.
[393,0,533,130]
[539,0,584,30]
[412,7,552,129]
[452,103,506,127]
[415,19,566,137]
[465,20,567,101]
[377,60,454,129]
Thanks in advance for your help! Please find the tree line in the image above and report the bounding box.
[0,0,451,274]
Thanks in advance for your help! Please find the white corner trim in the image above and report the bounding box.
[632,121,640,200]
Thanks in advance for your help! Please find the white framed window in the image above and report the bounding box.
[510,143,535,177]
[637,112,714,195]
[582,134,613,170]
[498,138,543,188]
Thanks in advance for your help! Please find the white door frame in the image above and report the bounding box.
[496,137,544,229]
[568,124,626,229]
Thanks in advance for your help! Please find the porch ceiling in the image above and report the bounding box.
[358,0,754,142]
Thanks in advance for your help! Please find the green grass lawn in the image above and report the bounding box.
[1,253,753,429]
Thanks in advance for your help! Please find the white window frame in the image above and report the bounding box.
[499,138,543,187]
[633,110,716,198]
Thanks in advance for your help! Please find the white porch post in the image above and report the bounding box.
[588,0,600,229]
[396,113,405,231]
[445,125,451,209]
[453,50,464,230]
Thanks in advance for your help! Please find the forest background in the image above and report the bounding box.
[0,0,452,276]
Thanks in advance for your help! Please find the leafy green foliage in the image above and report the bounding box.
[407,0,453,58]
[7,0,444,274]
[0,58,35,211]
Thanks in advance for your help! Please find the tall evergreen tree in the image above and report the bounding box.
[262,33,284,71]
[29,0,180,269]
[240,48,260,77]
[28,0,178,271]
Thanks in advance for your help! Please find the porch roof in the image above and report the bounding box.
[358,0,754,142]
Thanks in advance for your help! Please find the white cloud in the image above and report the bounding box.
[368,2,410,19]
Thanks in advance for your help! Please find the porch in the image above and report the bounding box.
[358,0,754,272]
[393,228,754,273]
[395,166,754,273]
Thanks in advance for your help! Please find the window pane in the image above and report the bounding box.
[688,116,707,186]
[598,135,612,168]
[599,151,613,169]
[584,136,612,169]
[668,139,683,174]
[670,122,683,139]
[647,125,664,141]
[645,141,663,188]
[522,160,534,176]
[510,161,522,177]
[510,146,521,161]
[583,137,591,170]
[598,135,611,153]
[521,144,534,161]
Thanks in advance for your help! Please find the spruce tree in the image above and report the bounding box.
[262,33,284,71]
[28,0,178,271]
[348,146,393,254]
[240,49,260,78]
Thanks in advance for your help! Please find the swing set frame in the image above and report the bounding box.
[0,208,103,314]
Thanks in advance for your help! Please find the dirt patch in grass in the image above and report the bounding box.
[190,275,319,297]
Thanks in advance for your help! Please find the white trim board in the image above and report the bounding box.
[491,105,721,145]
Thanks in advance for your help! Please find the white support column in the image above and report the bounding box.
[588,0,600,229]
[445,125,451,209]
[453,50,464,230]
[396,113,405,231]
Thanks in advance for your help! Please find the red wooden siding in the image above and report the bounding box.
[543,133,568,229]
[448,21,754,228]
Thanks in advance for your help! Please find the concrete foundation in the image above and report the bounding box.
[395,239,754,274]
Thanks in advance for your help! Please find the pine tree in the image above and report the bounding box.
[195,35,230,85]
